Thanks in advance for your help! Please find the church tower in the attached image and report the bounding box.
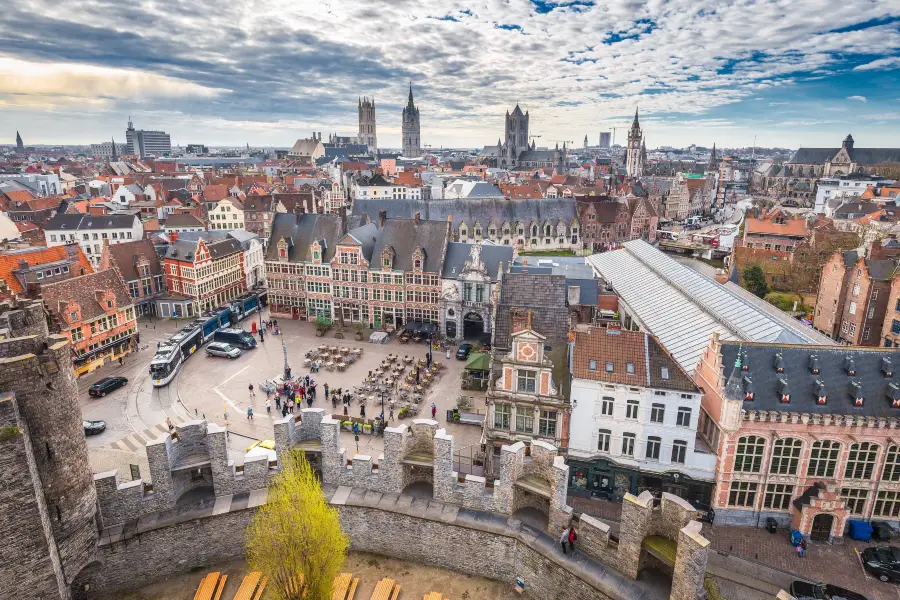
[504,104,529,165]
[626,108,643,178]
[15,131,24,153]
[401,83,421,157]
[707,143,718,171]
[358,97,377,152]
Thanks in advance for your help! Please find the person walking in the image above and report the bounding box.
[306,394,313,409]
[343,402,349,416]
[259,328,265,342]
[568,526,577,553]
[389,406,394,421]
[247,406,254,421]
[324,383,330,402]
[305,374,310,387]
[431,402,437,419]
[798,539,807,558]
[275,393,281,410]
[310,382,317,399]
[559,527,570,555]
[360,404,366,418]
[281,403,288,418]
[265,398,271,415]
[248,383,255,399]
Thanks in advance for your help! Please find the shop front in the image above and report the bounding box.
[567,458,713,505]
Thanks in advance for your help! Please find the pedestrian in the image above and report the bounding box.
[389,406,394,421]
[431,402,437,419]
[415,368,420,384]
[166,416,174,431]
[568,526,577,553]
[332,394,338,409]
[360,404,366,418]
[343,403,349,416]
[298,385,305,400]
[281,404,288,418]
[286,366,292,380]
[265,398,271,415]
[247,406,254,421]
[305,374,310,387]
[307,394,313,409]
[353,422,360,435]
[560,527,570,555]
[310,382,317,399]
[272,319,278,329]
[259,329,265,342]
[119,356,124,366]
[275,394,281,410]
[288,398,294,413]
[799,539,806,558]
[248,383,255,398]
[324,383,330,400]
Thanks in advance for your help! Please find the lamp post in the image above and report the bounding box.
[282,335,290,380]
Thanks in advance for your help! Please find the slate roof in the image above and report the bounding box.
[517,150,557,161]
[370,219,449,273]
[344,222,380,262]
[566,278,600,306]
[787,148,840,165]
[241,195,276,212]
[352,198,577,230]
[441,242,514,281]
[164,237,243,262]
[721,341,900,417]
[106,239,162,281]
[45,213,138,231]
[265,212,344,262]
[788,147,900,166]
[42,269,131,324]
[865,258,897,281]
[359,174,392,187]
[494,272,569,350]
[572,328,698,393]
[163,213,205,229]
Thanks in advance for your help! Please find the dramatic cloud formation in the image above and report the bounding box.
[1,0,899,148]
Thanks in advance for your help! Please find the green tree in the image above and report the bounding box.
[742,265,770,298]
[245,450,348,600]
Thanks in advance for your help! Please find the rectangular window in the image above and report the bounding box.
[515,407,534,433]
[764,484,794,510]
[671,440,687,464]
[517,369,536,393]
[650,403,665,424]
[600,397,614,416]
[626,362,635,374]
[875,491,900,518]
[538,410,556,437]
[849,301,857,315]
[645,436,661,460]
[605,361,614,372]
[622,433,636,457]
[728,481,758,508]
[598,429,611,452]
[626,399,639,420]
[493,403,511,429]
[840,488,869,515]
[676,407,691,427]
[588,360,597,371]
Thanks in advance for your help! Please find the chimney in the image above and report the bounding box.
[64,242,79,261]
[567,285,581,305]
[378,210,387,228]
[414,211,421,224]
[169,230,179,244]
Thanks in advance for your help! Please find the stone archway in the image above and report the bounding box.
[512,506,549,530]
[71,561,104,600]
[463,312,484,339]
[402,481,433,498]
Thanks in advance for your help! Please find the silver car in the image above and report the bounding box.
[206,342,242,359]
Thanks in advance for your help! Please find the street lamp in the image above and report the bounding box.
[282,335,290,380]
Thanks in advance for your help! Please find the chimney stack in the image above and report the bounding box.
[168,230,179,244]
[414,211,421,224]
[378,209,387,228]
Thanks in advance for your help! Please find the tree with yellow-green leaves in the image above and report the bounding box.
[245,449,349,600]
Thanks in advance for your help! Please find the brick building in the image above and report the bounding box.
[814,248,898,344]
[99,239,166,316]
[576,196,628,252]
[42,269,138,376]
[492,272,570,352]
[483,328,569,475]
[694,335,900,541]
[740,209,808,253]
[162,235,245,315]
[0,244,92,300]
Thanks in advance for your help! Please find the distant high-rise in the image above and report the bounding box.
[599,132,611,148]
[15,130,24,153]
[401,83,421,157]
[625,109,643,178]
[125,117,171,158]
[358,97,377,152]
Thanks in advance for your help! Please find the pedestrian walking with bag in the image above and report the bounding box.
[560,527,570,555]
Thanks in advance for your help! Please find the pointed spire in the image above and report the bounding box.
[724,344,745,400]
[111,136,117,161]
[708,143,718,169]
[407,81,414,106]
[632,107,640,130]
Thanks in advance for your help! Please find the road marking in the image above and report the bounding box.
[218,365,250,387]
[213,388,274,421]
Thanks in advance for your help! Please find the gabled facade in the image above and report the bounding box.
[163,237,245,314]
[99,239,165,316]
[207,198,244,231]
[439,242,514,341]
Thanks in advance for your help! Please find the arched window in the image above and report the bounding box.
[807,440,841,477]
[531,224,538,238]
[770,438,802,475]
[734,436,766,473]
[885,446,900,482]
[845,442,879,480]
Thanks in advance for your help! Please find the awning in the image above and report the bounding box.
[465,352,490,372]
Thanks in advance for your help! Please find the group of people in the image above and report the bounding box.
[246,373,319,420]
[560,526,578,555]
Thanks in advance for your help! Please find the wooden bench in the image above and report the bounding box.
[194,572,225,600]
[369,577,400,600]
[251,577,267,600]
[423,594,446,600]
[212,575,228,600]
[233,571,262,600]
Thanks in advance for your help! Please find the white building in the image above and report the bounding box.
[352,174,421,201]
[0,173,61,196]
[90,141,126,158]
[815,174,893,215]
[207,198,245,230]
[44,213,144,267]
[567,327,716,502]
[125,118,172,158]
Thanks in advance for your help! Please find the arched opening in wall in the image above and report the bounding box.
[511,482,550,531]
[402,481,434,499]
[636,536,675,594]
[512,506,548,530]
[446,319,457,339]
[70,560,104,600]
[463,312,484,340]
[811,513,835,542]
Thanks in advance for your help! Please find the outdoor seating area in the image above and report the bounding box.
[193,572,227,600]
[194,571,267,600]
[398,321,438,344]
[304,345,364,372]
[369,577,401,600]
[332,572,360,600]
[347,354,444,419]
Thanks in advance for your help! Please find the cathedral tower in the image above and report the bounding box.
[504,104,529,164]
[401,83,421,157]
[358,97,377,152]
[626,108,643,178]
[15,130,24,153]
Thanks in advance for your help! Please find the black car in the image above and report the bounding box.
[689,500,715,524]
[863,546,900,582]
[790,581,870,600]
[88,376,128,397]
[456,343,473,360]
[83,419,107,436]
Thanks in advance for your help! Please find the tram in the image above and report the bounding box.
[149,321,205,387]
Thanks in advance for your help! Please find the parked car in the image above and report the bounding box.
[863,546,900,582]
[689,500,715,524]
[456,343,473,360]
[83,419,107,436]
[790,581,869,600]
[214,328,257,350]
[206,342,242,359]
[246,439,276,453]
[88,376,128,397]
[872,521,896,541]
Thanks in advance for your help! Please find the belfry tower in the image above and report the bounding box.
[626,108,643,179]
[401,83,421,157]
[358,97,377,152]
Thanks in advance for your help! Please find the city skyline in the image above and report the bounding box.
[1,1,899,148]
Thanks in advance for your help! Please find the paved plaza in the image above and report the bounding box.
[78,311,488,477]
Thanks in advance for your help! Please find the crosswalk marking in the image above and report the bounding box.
[102,416,186,452]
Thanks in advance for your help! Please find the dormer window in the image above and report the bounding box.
[414,259,421,270]
[743,375,754,401]
[883,357,893,377]
[815,380,827,405]
[846,357,856,376]
[778,378,790,404]
[809,355,820,375]
[605,361,614,372]
[774,353,784,373]
[888,383,900,408]
[626,362,635,374]
[851,381,863,406]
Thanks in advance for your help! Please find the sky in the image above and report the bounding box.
[1,0,899,150]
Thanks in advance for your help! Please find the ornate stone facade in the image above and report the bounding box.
[625,108,644,179]
[439,242,512,341]
[401,84,421,158]
[358,96,377,152]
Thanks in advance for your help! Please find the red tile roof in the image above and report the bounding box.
[0,245,93,294]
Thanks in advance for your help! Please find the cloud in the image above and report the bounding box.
[853,56,900,71]
[847,95,867,102]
